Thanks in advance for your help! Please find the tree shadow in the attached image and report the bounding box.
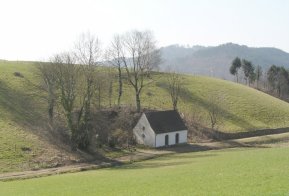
[157,142,257,153]
[157,81,289,141]
[0,79,44,127]
[0,78,110,163]
[113,160,192,170]
[213,127,289,140]
[110,153,217,170]
[157,144,216,153]
[177,85,257,131]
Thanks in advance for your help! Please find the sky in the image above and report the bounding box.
[0,0,289,61]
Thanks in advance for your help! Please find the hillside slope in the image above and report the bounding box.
[1,61,289,172]
[139,74,289,132]
[0,61,83,173]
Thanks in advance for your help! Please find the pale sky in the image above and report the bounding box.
[0,0,288,61]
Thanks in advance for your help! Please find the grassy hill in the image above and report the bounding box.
[140,74,289,132]
[1,60,289,172]
[1,146,289,195]
[0,61,81,173]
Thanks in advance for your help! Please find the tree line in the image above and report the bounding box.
[229,57,263,87]
[267,65,289,98]
[230,56,289,99]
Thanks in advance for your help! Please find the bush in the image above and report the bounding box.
[111,129,129,148]
[71,123,91,151]
[76,129,90,150]
[13,72,24,78]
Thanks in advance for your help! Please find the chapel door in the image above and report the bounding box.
[165,135,169,146]
[175,133,179,144]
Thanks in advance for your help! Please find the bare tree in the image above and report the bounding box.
[121,30,161,112]
[255,65,263,89]
[94,69,108,109]
[53,53,80,148]
[37,61,58,124]
[73,33,102,148]
[74,32,101,118]
[106,35,124,107]
[207,92,225,130]
[167,71,182,110]
[106,67,115,108]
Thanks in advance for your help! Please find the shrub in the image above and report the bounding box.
[111,128,129,147]
[13,72,24,78]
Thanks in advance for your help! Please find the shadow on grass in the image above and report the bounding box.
[242,135,289,145]
[111,153,217,170]
[0,78,120,163]
[114,160,196,170]
[156,81,257,131]
[107,137,275,171]
[157,81,289,141]
[213,127,289,140]
[0,79,44,127]
[108,139,273,170]
[163,142,249,152]
[158,144,216,153]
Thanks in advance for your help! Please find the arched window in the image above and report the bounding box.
[175,133,179,144]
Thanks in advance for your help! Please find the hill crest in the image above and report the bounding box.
[159,43,289,79]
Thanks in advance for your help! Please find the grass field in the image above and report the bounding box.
[1,146,289,195]
[2,60,289,173]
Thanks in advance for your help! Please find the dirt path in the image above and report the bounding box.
[1,132,289,181]
[0,149,171,181]
[0,163,106,181]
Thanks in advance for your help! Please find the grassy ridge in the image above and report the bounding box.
[1,147,289,195]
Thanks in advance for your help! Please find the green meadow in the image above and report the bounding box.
[1,147,289,195]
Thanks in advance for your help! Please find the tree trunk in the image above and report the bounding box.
[278,86,281,97]
[48,100,54,124]
[109,81,113,108]
[66,112,77,151]
[173,100,177,110]
[117,66,122,107]
[97,86,101,109]
[70,129,78,151]
[85,84,91,120]
[136,93,141,113]
[48,86,55,124]
[98,93,101,109]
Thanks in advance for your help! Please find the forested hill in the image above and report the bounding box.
[159,43,289,79]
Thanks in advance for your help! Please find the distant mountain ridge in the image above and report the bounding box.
[159,43,289,79]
